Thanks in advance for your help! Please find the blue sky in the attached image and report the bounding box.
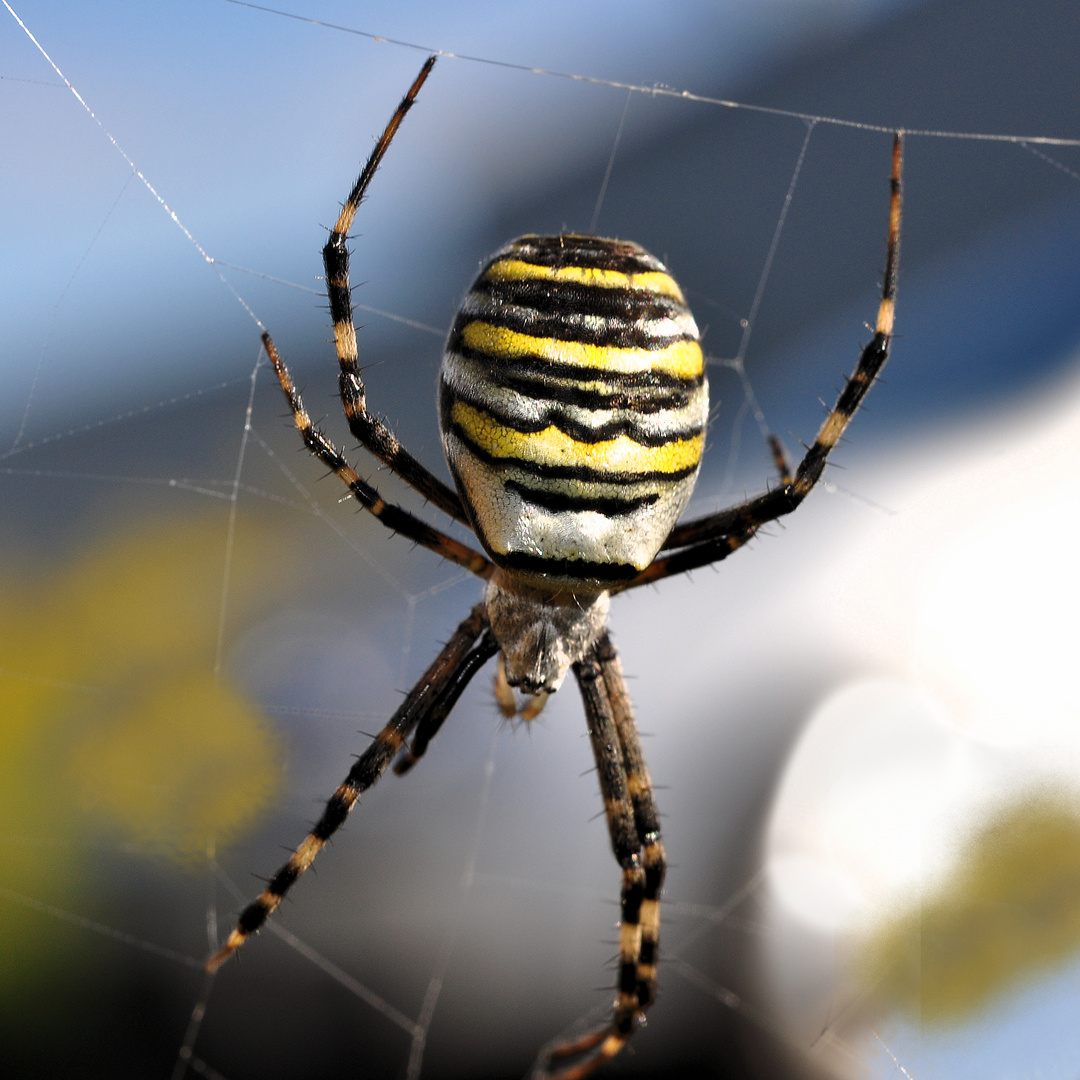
[2,0,915,438]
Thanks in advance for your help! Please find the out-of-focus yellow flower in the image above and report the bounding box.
[857,791,1080,1025]
[67,671,279,861]
[0,513,284,987]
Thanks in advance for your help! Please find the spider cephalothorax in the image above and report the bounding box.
[208,56,903,1080]
[485,572,609,693]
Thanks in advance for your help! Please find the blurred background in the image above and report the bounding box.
[2,1,1080,1077]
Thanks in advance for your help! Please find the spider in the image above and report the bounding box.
[207,57,903,1080]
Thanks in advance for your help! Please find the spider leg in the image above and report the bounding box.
[537,643,656,1080]
[641,131,904,586]
[207,604,494,972]
[265,331,492,578]
[392,629,500,775]
[596,634,665,1010]
[323,56,469,525]
[632,523,758,586]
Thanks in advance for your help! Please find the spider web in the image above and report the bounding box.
[3,2,1080,1078]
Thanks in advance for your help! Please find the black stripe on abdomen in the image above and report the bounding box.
[501,235,669,275]
[469,277,689,327]
[449,309,691,354]
[504,480,659,517]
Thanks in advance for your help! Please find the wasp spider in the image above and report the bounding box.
[208,57,904,1079]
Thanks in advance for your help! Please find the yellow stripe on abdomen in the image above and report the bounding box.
[484,258,687,302]
[451,401,703,476]
[461,321,703,380]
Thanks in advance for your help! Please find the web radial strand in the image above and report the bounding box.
[589,88,633,234]
[733,120,816,432]
[214,346,261,678]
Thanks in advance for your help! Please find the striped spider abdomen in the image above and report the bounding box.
[440,234,709,590]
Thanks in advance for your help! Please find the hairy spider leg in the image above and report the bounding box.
[537,640,660,1080]
[322,55,469,525]
[264,332,492,578]
[643,131,904,582]
[207,604,495,972]
[393,630,500,775]
[596,634,665,1009]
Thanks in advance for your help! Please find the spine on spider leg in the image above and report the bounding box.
[206,602,489,973]
[793,131,903,498]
